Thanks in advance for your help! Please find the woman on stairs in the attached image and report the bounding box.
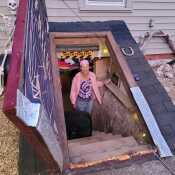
[70,60,102,114]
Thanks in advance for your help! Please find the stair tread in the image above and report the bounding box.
[71,144,150,163]
[69,136,138,157]
[68,131,120,142]
[92,131,112,136]
[69,133,122,146]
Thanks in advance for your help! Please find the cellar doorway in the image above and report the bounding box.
[50,32,153,168]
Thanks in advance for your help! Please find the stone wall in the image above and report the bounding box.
[92,86,148,142]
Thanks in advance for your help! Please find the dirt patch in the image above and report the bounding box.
[0,96,19,175]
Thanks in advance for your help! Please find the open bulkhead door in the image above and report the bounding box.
[3,0,68,172]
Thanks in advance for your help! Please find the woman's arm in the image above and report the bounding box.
[91,73,102,104]
[70,76,77,107]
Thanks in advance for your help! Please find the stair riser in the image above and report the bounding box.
[69,138,138,157]
[71,146,149,163]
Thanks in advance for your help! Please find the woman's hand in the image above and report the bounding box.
[104,79,111,84]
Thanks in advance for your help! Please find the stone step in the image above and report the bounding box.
[71,144,150,163]
[69,136,138,158]
[69,132,122,146]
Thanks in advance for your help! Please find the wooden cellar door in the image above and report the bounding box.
[3,0,68,173]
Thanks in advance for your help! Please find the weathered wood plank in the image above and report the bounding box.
[106,32,137,88]
[69,136,138,157]
[69,133,121,146]
[105,81,135,112]
[71,145,150,163]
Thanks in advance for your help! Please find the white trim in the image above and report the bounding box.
[86,0,125,7]
[79,0,132,12]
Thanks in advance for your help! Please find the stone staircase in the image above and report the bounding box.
[68,131,151,164]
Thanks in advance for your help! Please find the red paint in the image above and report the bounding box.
[3,0,28,111]
[145,53,175,60]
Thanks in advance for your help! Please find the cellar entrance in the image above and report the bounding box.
[50,32,153,168]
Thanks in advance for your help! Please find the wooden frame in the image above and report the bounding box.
[50,31,136,88]
[79,0,133,12]
[50,32,155,169]
[50,31,137,111]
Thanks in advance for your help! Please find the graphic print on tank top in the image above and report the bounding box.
[78,79,92,100]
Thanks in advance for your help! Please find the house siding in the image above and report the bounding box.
[0,0,16,53]
[0,0,175,55]
[0,3,7,52]
[45,0,175,55]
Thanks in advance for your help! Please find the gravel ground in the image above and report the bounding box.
[150,59,175,105]
[0,96,19,175]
